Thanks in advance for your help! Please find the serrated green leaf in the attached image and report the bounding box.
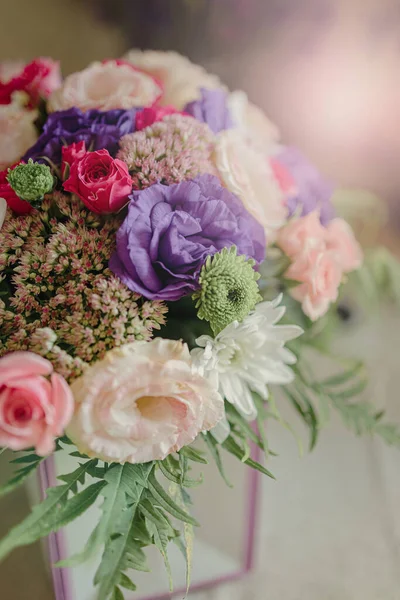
[11,454,42,464]
[179,446,208,464]
[202,432,232,488]
[222,436,275,479]
[119,573,136,592]
[0,454,44,498]
[95,463,154,600]
[319,361,365,389]
[0,461,98,561]
[147,471,199,526]
[111,586,124,600]
[158,459,203,489]
[145,513,173,591]
[284,387,319,451]
[65,463,153,569]
[225,403,264,450]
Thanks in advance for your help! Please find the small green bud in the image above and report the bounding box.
[193,246,262,335]
[7,159,54,205]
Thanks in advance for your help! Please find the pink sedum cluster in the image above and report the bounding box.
[118,114,217,189]
[277,211,363,320]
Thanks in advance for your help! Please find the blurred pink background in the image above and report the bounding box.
[222,0,400,216]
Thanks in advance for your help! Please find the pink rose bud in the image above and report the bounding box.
[0,352,74,456]
[286,249,343,321]
[63,148,133,214]
[135,105,181,131]
[325,218,363,273]
[61,141,87,180]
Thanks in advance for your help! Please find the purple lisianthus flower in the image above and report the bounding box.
[109,174,265,301]
[184,88,233,134]
[277,146,335,225]
[22,107,137,165]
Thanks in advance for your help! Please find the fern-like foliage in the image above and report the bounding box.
[0,460,101,561]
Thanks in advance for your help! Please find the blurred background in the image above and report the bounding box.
[0,1,399,599]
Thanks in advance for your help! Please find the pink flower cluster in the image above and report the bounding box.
[277,212,363,320]
[117,114,217,189]
[0,192,167,377]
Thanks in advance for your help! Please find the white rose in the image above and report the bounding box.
[0,102,38,170]
[214,129,288,243]
[228,90,280,152]
[48,60,163,113]
[124,49,223,109]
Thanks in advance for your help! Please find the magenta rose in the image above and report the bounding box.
[61,141,87,180]
[63,148,132,214]
[0,351,74,456]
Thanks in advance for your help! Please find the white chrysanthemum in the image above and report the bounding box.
[191,295,303,440]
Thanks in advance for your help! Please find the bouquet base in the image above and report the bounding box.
[35,447,261,600]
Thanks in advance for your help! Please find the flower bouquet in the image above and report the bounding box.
[0,51,399,600]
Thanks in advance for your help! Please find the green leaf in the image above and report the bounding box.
[95,463,154,600]
[111,587,124,600]
[0,453,44,498]
[0,460,98,561]
[147,471,199,526]
[225,403,264,450]
[284,387,319,451]
[158,460,203,489]
[179,446,208,464]
[222,436,276,479]
[319,361,365,389]
[145,511,174,591]
[202,432,232,488]
[118,573,137,592]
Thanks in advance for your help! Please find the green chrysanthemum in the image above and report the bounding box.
[7,159,54,205]
[193,246,262,335]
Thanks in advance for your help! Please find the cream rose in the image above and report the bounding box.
[68,339,224,464]
[228,90,280,151]
[124,49,222,109]
[214,129,288,243]
[0,101,38,170]
[48,60,162,113]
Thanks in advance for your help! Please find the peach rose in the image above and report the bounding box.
[228,90,280,151]
[325,218,363,273]
[0,352,74,455]
[0,102,38,170]
[124,49,222,109]
[48,60,162,113]
[276,211,326,258]
[214,129,288,243]
[67,339,224,464]
[286,249,343,321]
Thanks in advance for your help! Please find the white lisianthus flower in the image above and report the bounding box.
[191,295,303,441]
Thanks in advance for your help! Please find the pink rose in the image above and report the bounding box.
[61,141,87,180]
[325,218,363,273]
[0,102,38,171]
[0,58,61,107]
[135,105,181,131]
[67,339,224,463]
[63,149,132,214]
[286,249,343,321]
[0,352,74,456]
[276,211,326,258]
[48,60,162,113]
[0,163,32,215]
